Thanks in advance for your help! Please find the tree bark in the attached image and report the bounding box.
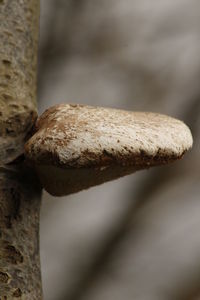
[0,0,42,298]
[0,0,39,163]
[0,166,42,299]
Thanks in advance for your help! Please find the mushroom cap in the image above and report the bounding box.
[24,104,193,196]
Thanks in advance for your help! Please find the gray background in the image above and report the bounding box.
[38,1,200,299]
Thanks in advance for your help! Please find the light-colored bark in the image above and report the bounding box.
[0,0,39,164]
[0,0,42,298]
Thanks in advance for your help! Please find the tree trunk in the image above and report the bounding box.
[0,0,42,298]
[0,166,42,299]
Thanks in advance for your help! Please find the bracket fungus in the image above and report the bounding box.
[24,104,193,196]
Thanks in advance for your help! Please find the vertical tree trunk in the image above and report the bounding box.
[0,166,42,299]
[0,0,42,298]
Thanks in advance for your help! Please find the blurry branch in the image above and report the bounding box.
[60,94,199,300]
[59,168,174,300]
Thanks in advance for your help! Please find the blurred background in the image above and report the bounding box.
[38,1,200,299]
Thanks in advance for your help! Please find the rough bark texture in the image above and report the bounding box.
[0,166,42,299]
[0,0,42,298]
[0,0,39,164]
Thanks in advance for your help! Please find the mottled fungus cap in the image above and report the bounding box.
[24,104,193,196]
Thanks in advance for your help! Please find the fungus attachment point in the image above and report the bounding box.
[24,104,193,196]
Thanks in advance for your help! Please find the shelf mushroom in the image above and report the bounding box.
[24,104,193,196]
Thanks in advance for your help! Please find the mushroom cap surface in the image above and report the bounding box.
[25,104,193,196]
